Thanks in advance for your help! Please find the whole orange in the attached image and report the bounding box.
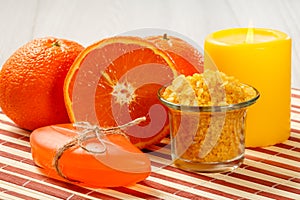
[147,34,204,75]
[0,37,84,130]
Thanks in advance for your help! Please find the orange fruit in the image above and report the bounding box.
[0,37,84,130]
[147,33,204,75]
[64,36,177,149]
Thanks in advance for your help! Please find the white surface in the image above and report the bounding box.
[0,0,299,88]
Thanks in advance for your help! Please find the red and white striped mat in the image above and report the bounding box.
[1,89,300,200]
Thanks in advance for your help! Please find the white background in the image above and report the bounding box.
[0,0,299,88]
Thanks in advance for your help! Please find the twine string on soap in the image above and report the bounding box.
[52,116,146,182]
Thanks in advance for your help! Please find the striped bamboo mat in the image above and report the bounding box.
[0,89,300,200]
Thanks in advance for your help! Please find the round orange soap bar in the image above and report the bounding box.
[30,124,151,188]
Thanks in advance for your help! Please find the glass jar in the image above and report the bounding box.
[158,85,259,172]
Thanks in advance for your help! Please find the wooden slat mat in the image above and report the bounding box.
[1,89,300,200]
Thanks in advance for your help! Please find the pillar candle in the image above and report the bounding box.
[204,28,291,147]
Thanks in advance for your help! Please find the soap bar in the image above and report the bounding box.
[30,124,151,188]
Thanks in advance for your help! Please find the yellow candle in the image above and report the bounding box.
[204,28,291,147]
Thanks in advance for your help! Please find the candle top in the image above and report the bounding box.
[206,28,289,45]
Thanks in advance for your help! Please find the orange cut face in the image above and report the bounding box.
[64,36,177,149]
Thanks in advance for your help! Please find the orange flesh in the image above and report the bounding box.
[64,37,177,149]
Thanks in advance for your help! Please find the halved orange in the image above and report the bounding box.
[64,36,177,149]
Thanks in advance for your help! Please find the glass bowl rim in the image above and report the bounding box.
[157,84,260,112]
